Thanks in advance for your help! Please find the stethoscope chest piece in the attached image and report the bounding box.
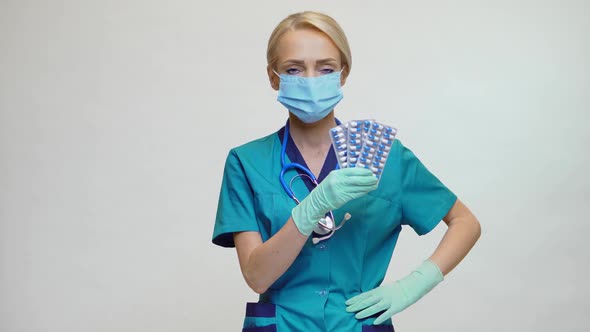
[313,215,335,235]
[311,213,352,244]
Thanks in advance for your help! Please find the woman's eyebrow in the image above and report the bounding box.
[282,58,338,65]
[316,58,338,64]
[282,59,305,65]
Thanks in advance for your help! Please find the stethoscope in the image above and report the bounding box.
[279,120,352,244]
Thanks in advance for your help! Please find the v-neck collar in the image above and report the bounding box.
[277,121,338,193]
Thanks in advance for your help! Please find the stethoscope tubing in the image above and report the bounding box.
[279,120,349,243]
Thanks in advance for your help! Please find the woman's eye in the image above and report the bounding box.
[286,68,301,75]
[320,68,334,74]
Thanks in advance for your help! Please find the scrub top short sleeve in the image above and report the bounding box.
[397,141,457,235]
[212,149,259,247]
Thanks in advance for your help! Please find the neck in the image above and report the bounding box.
[288,112,337,148]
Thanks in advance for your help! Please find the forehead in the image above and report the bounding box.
[276,28,341,62]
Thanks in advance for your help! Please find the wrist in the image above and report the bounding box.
[291,202,322,236]
[417,259,444,285]
[397,260,444,305]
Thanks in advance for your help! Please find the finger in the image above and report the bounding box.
[344,184,378,193]
[351,177,379,187]
[344,188,374,198]
[341,175,378,187]
[354,301,388,320]
[346,294,381,313]
[342,171,374,179]
[387,298,408,317]
[373,308,394,325]
[338,167,374,176]
[345,289,375,306]
[341,168,377,178]
[344,183,379,194]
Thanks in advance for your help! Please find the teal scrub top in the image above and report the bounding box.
[212,126,457,332]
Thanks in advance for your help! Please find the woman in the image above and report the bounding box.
[212,11,481,332]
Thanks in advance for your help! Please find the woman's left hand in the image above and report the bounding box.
[345,260,444,325]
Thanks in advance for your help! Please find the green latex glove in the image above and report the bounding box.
[345,260,444,325]
[291,167,378,236]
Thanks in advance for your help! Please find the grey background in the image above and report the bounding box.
[1,0,588,331]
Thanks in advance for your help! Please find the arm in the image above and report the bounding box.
[429,198,481,275]
[234,167,378,294]
[234,217,308,294]
[346,198,481,324]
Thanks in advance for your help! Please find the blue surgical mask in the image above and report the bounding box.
[274,70,344,123]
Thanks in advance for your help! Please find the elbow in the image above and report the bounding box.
[472,216,482,242]
[247,281,269,295]
[243,271,270,295]
[451,214,481,243]
[250,284,269,295]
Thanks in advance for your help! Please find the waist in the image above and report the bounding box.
[260,287,334,305]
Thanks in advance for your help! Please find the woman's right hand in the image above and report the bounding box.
[291,167,378,235]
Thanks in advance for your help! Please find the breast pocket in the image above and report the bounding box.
[363,193,400,233]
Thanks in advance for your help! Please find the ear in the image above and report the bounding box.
[267,65,280,91]
[340,66,349,87]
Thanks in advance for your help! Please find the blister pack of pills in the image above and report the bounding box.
[330,120,397,181]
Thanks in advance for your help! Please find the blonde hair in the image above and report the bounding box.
[267,11,352,76]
